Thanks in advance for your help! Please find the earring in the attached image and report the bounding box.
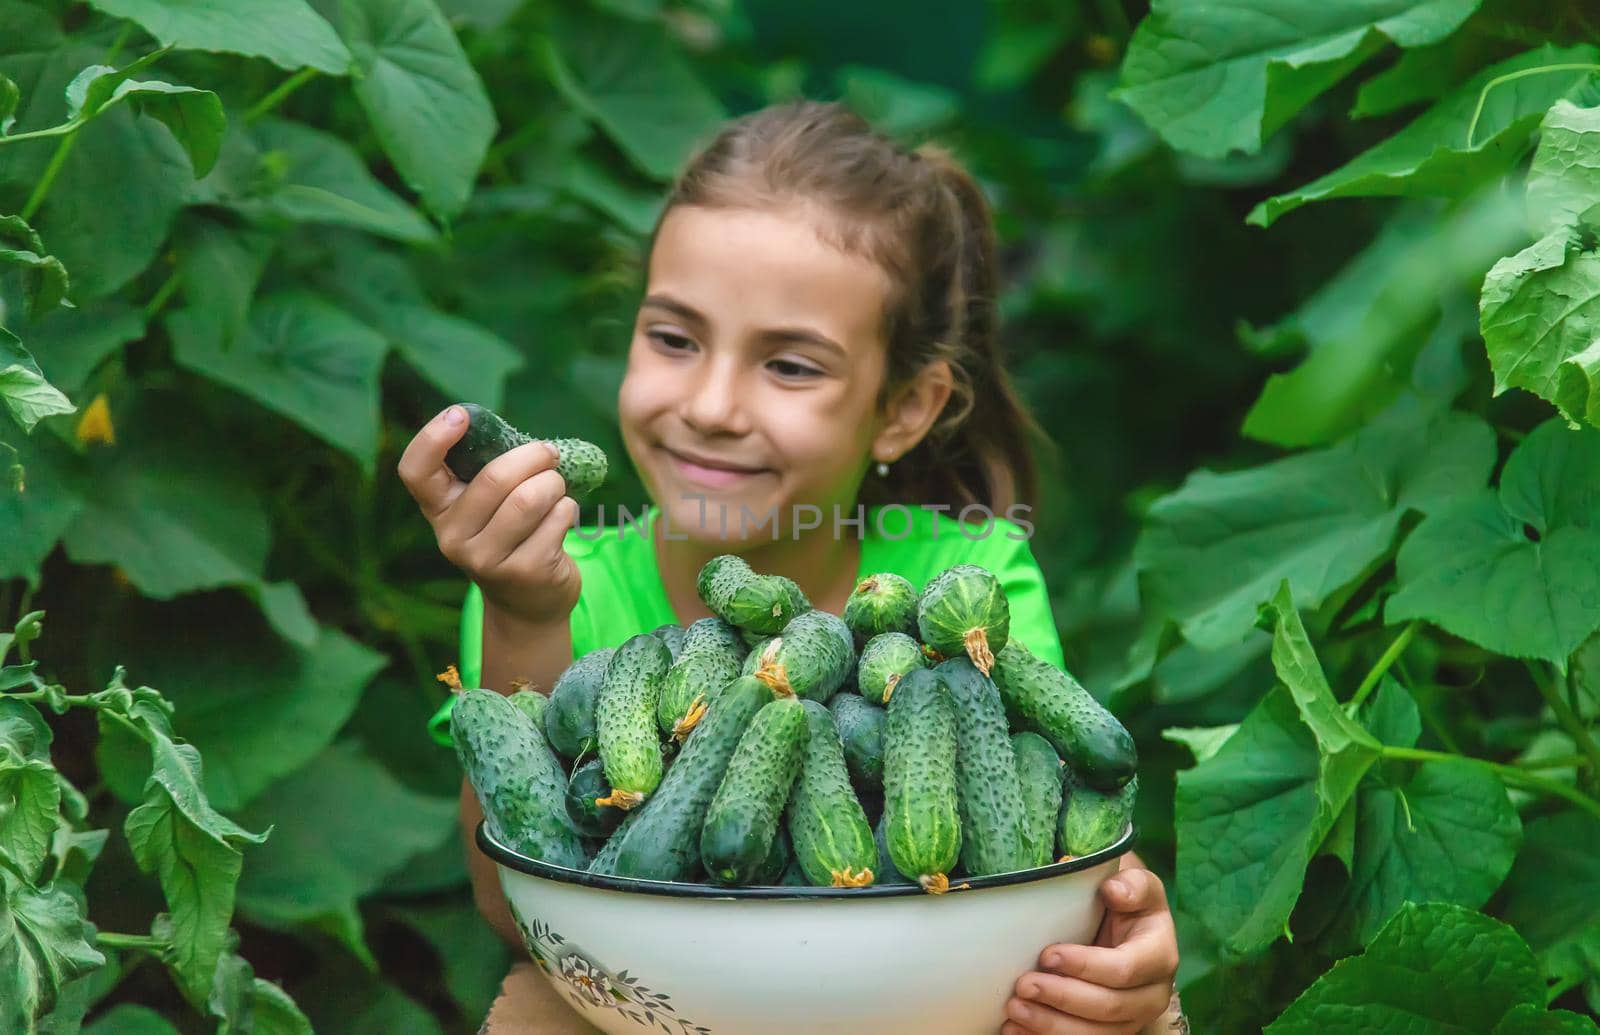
[876,457,891,477]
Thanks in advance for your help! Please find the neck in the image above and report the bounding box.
[650,503,865,619]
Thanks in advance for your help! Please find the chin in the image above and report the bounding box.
[655,489,786,544]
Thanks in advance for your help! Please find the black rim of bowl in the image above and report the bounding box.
[477,820,1139,899]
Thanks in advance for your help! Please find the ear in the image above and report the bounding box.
[871,359,954,465]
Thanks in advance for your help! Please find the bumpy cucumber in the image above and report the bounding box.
[937,658,1031,878]
[750,609,856,702]
[1011,732,1064,869]
[882,668,961,893]
[787,700,876,887]
[565,758,624,838]
[843,572,918,646]
[697,554,802,634]
[443,402,608,498]
[755,825,794,886]
[656,617,746,741]
[873,812,913,886]
[991,640,1137,791]
[700,697,809,885]
[451,688,586,868]
[916,564,1010,676]
[594,634,672,809]
[544,647,614,760]
[740,626,772,651]
[775,575,813,618]
[1059,771,1138,858]
[830,692,886,793]
[508,688,548,730]
[856,632,926,705]
[652,623,687,662]
[592,675,773,880]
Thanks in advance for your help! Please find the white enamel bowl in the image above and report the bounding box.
[479,821,1136,1035]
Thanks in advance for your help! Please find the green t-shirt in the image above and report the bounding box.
[428,503,1064,745]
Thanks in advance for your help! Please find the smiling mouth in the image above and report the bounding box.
[661,447,769,488]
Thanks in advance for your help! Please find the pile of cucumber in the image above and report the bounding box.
[451,556,1140,895]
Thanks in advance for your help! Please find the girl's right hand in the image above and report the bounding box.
[397,404,582,628]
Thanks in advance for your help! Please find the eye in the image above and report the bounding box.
[648,330,695,352]
[769,358,823,379]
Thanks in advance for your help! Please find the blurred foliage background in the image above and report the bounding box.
[4,0,1600,1031]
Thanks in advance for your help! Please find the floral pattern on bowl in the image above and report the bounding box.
[515,913,712,1034]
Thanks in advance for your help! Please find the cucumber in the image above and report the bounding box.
[741,635,773,674]
[544,647,614,760]
[856,631,926,705]
[565,758,624,838]
[592,675,773,880]
[652,623,688,662]
[697,554,802,634]
[917,564,1009,676]
[829,692,886,793]
[451,688,586,868]
[991,640,1137,791]
[508,688,548,730]
[936,658,1031,878]
[594,634,672,809]
[750,609,856,702]
[872,812,913,886]
[882,668,961,893]
[656,617,746,741]
[843,572,918,646]
[1059,771,1138,859]
[700,696,809,885]
[779,857,810,887]
[443,402,608,498]
[775,575,813,618]
[754,825,794,886]
[787,700,876,887]
[1011,732,1064,869]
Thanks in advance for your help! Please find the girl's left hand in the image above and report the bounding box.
[1000,853,1180,1035]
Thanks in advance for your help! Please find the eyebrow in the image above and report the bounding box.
[641,293,849,359]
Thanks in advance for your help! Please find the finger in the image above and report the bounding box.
[396,405,471,519]
[1101,867,1169,915]
[1039,919,1179,990]
[444,441,561,547]
[501,494,580,574]
[1002,996,1143,1035]
[465,467,568,570]
[1014,972,1173,1025]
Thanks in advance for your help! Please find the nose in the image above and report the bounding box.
[681,352,750,436]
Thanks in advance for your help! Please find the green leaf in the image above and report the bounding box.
[1136,406,1496,650]
[14,299,144,395]
[0,750,59,883]
[1386,419,1600,668]
[541,9,726,181]
[84,0,351,74]
[0,327,75,433]
[235,118,437,245]
[836,66,961,139]
[63,53,226,176]
[0,872,105,1032]
[166,291,388,471]
[84,1004,181,1035]
[327,0,496,220]
[386,900,509,1019]
[1527,100,1600,236]
[1351,31,1501,118]
[1115,0,1482,160]
[0,72,18,134]
[1266,903,1545,1033]
[0,426,86,585]
[234,740,455,964]
[123,728,269,1006]
[0,213,70,315]
[1500,811,1600,1002]
[1249,45,1600,227]
[1241,193,1526,447]
[247,976,314,1035]
[1174,583,1379,958]
[173,215,272,352]
[1481,223,1600,428]
[203,929,314,1035]
[1493,1004,1600,1035]
[1161,724,1240,764]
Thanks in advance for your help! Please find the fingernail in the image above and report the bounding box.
[1108,878,1129,897]
[444,405,465,426]
[1043,951,1062,970]
[1019,981,1039,1000]
[1007,1000,1033,1022]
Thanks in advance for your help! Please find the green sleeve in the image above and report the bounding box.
[426,582,485,748]
[984,525,1066,671]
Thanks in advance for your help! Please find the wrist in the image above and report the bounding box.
[483,598,567,638]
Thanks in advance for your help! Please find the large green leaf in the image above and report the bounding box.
[63,53,226,176]
[123,722,270,1006]
[167,291,388,471]
[234,740,455,965]
[84,0,351,74]
[1136,405,1495,650]
[386,900,509,1019]
[541,9,727,182]
[0,326,74,432]
[1266,903,1546,1033]
[1500,811,1600,1003]
[0,872,104,1034]
[0,213,69,315]
[1174,581,1379,958]
[15,299,145,394]
[0,700,59,882]
[1481,223,1600,429]
[324,0,496,220]
[1115,0,1481,160]
[1249,45,1600,226]
[1493,1005,1600,1035]
[1527,100,1600,236]
[84,1004,181,1035]
[0,421,86,585]
[1350,29,1501,118]
[1386,419,1600,668]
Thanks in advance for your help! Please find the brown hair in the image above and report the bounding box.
[646,99,1052,516]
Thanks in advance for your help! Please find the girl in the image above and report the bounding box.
[401,100,1183,1035]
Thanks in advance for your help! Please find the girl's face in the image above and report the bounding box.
[617,202,899,542]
